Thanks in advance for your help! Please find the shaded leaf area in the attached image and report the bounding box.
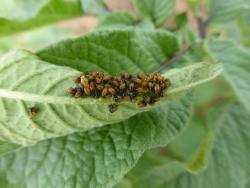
[229,11,250,48]
[165,103,250,188]
[205,38,250,112]
[114,148,186,188]
[0,0,82,36]
[0,95,193,188]
[37,29,179,73]
[132,0,175,26]
[240,11,250,47]
[166,80,233,171]
[0,141,20,157]
[116,103,250,188]
[115,80,234,188]
[207,0,250,23]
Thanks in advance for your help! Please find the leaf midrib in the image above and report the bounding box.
[0,64,223,106]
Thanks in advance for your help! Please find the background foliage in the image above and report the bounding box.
[0,0,249,188]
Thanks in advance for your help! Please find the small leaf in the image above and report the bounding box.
[205,38,250,112]
[133,0,175,26]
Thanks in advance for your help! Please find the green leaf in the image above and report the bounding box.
[207,0,250,23]
[0,26,71,56]
[80,0,108,15]
[97,12,155,30]
[165,119,214,173]
[164,103,250,188]
[0,95,193,188]
[119,102,250,188]
[0,141,20,157]
[165,80,233,173]
[119,80,233,188]
[133,0,175,26]
[235,12,250,47]
[37,29,179,72]
[0,0,48,21]
[98,12,137,29]
[0,47,222,146]
[137,19,155,30]
[117,149,185,188]
[205,38,250,112]
[0,0,82,36]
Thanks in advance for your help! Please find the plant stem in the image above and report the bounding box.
[198,19,209,39]
[158,43,198,72]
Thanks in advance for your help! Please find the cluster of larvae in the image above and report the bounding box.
[68,71,171,113]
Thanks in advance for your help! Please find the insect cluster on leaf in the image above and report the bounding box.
[68,71,171,113]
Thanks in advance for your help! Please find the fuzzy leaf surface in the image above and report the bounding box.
[0,95,193,188]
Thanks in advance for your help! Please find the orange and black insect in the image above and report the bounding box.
[68,71,171,113]
[109,103,119,113]
[29,107,39,118]
[67,87,77,96]
[113,95,122,103]
[73,76,81,84]
[75,87,84,98]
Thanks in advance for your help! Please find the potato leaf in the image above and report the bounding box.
[132,0,175,26]
[205,38,250,112]
[0,95,193,188]
[0,48,222,146]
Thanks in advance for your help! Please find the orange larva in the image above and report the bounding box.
[75,88,83,98]
[73,76,81,84]
[121,73,131,79]
[68,87,76,95]
[109,103,119,113]
[101,88,108,97]
[113,95,122,103]
[89,82,95,91]
[154,84,160,93]
[108,88,116,95]
[68,71,171,113]
[84,87,91,96]
[95,78,102,84]
[81,78,89,88]
[29,107,39,118]
[136,87,144,94]
[119,83,126,90]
